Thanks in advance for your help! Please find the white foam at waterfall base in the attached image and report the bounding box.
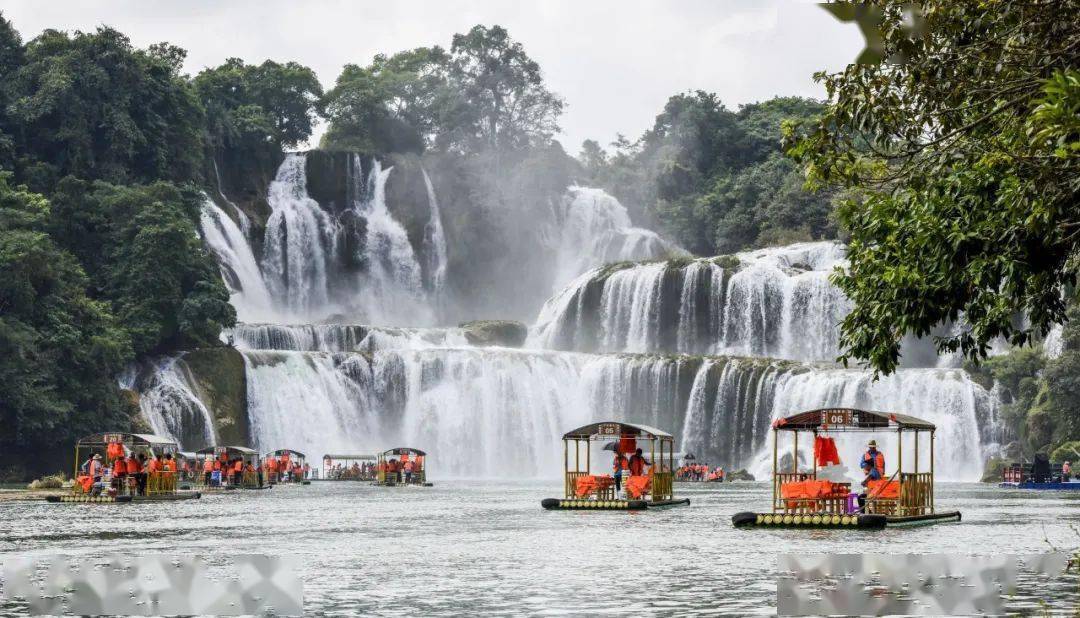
[243,351,382,459]
[199,196,276,323]
[550,186,681,291]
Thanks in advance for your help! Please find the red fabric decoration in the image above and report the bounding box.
[814,436,841,467]
[618,435,636,455]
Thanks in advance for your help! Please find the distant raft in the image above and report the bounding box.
[374,448,433,487]
[56,433,201,504]
[541,421,689,511]
[732,407,961,530]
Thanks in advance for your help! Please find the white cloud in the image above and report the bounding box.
[0,0,862,151]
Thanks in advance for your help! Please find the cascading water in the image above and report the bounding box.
[262,153,336,319]
[227,323,468,353]
[227,345,998,479]
[550,187,682,291]
[199,196,276,323]
[345,155,431,325]
[421,168,449,297]
[121,356,217,449]
[531,241,853,361]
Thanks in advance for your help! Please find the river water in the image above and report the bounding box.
[1,482,1077,616]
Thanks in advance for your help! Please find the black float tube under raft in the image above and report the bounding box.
[731,510,961,529]
[541,498,690,510]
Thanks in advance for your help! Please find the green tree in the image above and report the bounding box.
[789,1,1080,374]
[195,57,322,185]
[444,25,564,151]
[0,174,133,454]
[7,26,203,188]
[321,47,450,153]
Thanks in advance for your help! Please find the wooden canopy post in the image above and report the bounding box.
[812,430,818,475]
[586,437,591,474]
[897,428,903,477]
[914,430,919,474]
[563,438,569,497]
[930,429,935,513]
[792,431,798,473]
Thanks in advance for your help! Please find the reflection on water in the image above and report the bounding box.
[0,482,1077,615]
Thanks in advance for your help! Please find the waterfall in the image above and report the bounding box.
[346,155,431,325]
[262,153,336,319]
[421,168,449,296]
[226,346,997,479]
[122,356,216,450]
[531,242,853,361]
[199,196,276,323]
[227,323,468,353]
[550,187,682,291]
[243,351,382,457]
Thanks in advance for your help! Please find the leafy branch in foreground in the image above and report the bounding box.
[788,0,1080,374]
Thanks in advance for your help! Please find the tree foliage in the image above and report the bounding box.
[789,0,1080,374]
[581,93,834,254]
[6,26,203,188]
[321,25,563,154]
[0,174,134,452]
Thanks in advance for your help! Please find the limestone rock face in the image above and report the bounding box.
[182,348,249,445]
[459,320,529,348]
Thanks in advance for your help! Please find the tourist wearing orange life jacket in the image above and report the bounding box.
[232,458,243,486]
[628,448,650,477]
[613,451,629,491]
[112,454,128,492]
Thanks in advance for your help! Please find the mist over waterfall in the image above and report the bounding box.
[550,187,682,291]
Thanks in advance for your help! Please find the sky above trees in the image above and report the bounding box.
[0,0,862,151]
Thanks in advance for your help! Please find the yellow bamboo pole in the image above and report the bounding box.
[930,430,935,513]
[575,439,580,472]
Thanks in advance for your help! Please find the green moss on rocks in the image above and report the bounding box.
[181,348,249,446]
[980,457,1008,482]
[460,320,529,348]
[727,469,756,482]
[711,254,742,270]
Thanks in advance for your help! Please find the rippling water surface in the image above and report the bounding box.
[1,482,1078,615]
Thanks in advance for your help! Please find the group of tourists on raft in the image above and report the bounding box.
[328,461,375,480]
[198,453,309,487]
[78,448,180,497]
[676,464,725,482]
[379,452,423,484]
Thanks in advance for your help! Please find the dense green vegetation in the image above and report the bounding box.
[578,94,837,255]
[788,0,1080,375]
[0,19,249,473]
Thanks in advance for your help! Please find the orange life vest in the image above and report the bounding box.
[203,459,213,472]
[113,458,127,475]
[233,460,243,473]
[213,460,222,471]
[862,450,885,475]
[613,454,629,472]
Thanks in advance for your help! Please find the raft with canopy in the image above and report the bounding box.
[375,448,432,487]
[541,421,689,510]
[318,454,377,481]
[731,408,961,529]
[999,454,1080,490]
[50,433,200,503]
[263,449,309,484]
[195,445,268,490]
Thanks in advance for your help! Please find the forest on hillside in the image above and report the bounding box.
[0,1,1077,478]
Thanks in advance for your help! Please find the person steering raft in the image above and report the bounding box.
[858,439,886,511]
